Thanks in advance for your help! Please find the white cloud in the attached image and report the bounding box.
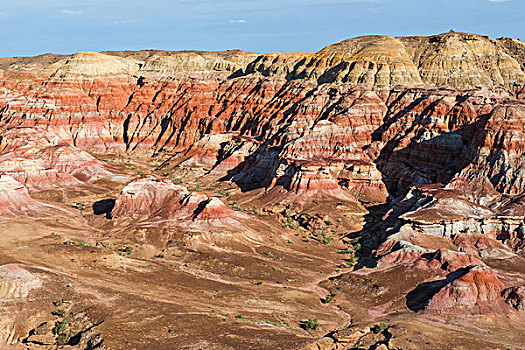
[488,0,510,2]
[61,9,82,15]
[229,19,247,23]
[114,19,136,24]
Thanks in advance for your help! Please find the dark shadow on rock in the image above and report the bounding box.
[68,320,104,347]
[92,199,116,219]
[217,84,322,193]
[406,266,472,311]
[372,104,491,199]
[191,199,210,221]
[348,203,400,270]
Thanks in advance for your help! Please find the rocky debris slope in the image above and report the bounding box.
[0,263,105,348]
[371,180,525,316]
[0,264,42,345]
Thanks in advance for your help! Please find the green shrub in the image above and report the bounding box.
[51,309,66,317]
[226,201,243,211]
[321,237,332,244]
[372,322,388,333]
[52,316,70,335]
[119,246,133,254]
[74,202,85,210]
[304,318,320,331]
[321,293,337,304]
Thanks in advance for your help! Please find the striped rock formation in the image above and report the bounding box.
[0,31,525,325]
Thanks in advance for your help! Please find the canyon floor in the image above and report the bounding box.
[1,31,525,349]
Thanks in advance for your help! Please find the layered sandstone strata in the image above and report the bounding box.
[0,32,525,324]
[408,265,509,314]
[0,175,45,216]
[111,175,250,227]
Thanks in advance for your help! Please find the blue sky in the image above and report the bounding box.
[0,0,523,57]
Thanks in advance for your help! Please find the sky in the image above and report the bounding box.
[0,0,523,57]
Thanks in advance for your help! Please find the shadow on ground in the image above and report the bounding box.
[92,199,116,219]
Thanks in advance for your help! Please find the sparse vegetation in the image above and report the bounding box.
[227,201,243,211]
[321,293,337,304]
[63,240,92,247]
[372,322,388,334]
[337,236,362,267]
[119,246,133,254]
[74,202,85,210]
[172,178,182,185]
[51,309,66,317]
[321,237,332,244]
[234,315,289,327]
[52,316,72,343]
[338,256,358,268]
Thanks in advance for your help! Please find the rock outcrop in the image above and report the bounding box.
[0,175,45,216]
[247,32,524,90]
[502,286,525,312]
[407,265,508,314]
[0,126,118,190]
[111,175,250,228]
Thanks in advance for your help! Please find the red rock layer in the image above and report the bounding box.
[111,175,249,227]
[424,265,508,314]
[0,126,115,190]
[0,33,523,206]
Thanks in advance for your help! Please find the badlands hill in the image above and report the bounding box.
[0,31,524,349]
